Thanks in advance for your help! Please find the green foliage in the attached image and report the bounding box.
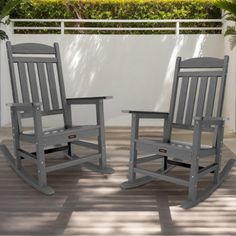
[215,0,236,49]
[0,0,21,40]
[10,0,220,20]
[0,28,8,40]
[0,0,21,20]
[216,0,236,18]
[8,0,222,34]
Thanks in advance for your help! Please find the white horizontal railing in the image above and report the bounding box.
[11,19,223,35]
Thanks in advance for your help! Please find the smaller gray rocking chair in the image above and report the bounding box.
[2,41,114,194]
[121,56,235,208]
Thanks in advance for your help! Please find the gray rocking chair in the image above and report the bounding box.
[121,56,235,208]
[2,41,114,194]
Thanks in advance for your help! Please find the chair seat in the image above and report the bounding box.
[136,138,215,160]
[20,125,100,146]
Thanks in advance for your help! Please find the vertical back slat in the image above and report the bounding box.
[205,77,218,117]
[176,77,189,124]
[18,62,30,103]
[27,63,39,102]
[37,63,50,111]
[185,78,198,125]
[46,63,59,109]
[196,77,208,117]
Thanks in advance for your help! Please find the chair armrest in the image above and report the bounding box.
[7,102,42,112]
[194,116,224,126]
[66,96,113,105]
[123,110,169,119]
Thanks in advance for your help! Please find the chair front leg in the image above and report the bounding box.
[188,155,199,202]
[36,141,47,187]
[128,113,139,183]
[188,119,201,202]
[96,99,107,169]
[33,106,47,187]
[11,108,21,169]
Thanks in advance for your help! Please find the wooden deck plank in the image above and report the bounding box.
[0,127,235,235]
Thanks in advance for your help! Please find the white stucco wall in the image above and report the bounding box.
[223,36,236,132]
[1,25,232,129]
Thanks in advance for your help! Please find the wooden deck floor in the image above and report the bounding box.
[0,127,235,236]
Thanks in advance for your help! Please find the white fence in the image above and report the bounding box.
[11,18,223,35]
[1,19,235,131]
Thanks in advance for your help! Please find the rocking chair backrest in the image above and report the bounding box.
[6,42,67,118]
[169,56,229,129]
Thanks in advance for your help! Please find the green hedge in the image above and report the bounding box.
[10,0,220,19]
[10,0,222,34]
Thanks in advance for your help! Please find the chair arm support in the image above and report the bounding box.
[9,103,43,135]
[65,97,112,127]
[123,110,169,119]
[193,117,225,149]
[66,96,113,105]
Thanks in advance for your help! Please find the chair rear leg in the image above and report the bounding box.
[67,142,72,157]
[66,105,73,158]
[128,114,139,183]
[213,124,224,185]
[162,156,168,171]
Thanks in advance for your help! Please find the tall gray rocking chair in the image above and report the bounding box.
[121,56,235,208]
[2,41,114,195]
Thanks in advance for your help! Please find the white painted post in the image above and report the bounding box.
[176,21,180,35]
[61,21,64,35]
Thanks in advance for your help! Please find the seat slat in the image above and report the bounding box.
[176,77,189,124]
[18,62,30,103]
[37,63,50,111]
[205,77,218,117]
[46,63,59,109]
[27,63,39,102]
[185,78,198,125]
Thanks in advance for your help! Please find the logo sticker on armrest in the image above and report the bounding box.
[68,134,77,139]
[159,148,167,153]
